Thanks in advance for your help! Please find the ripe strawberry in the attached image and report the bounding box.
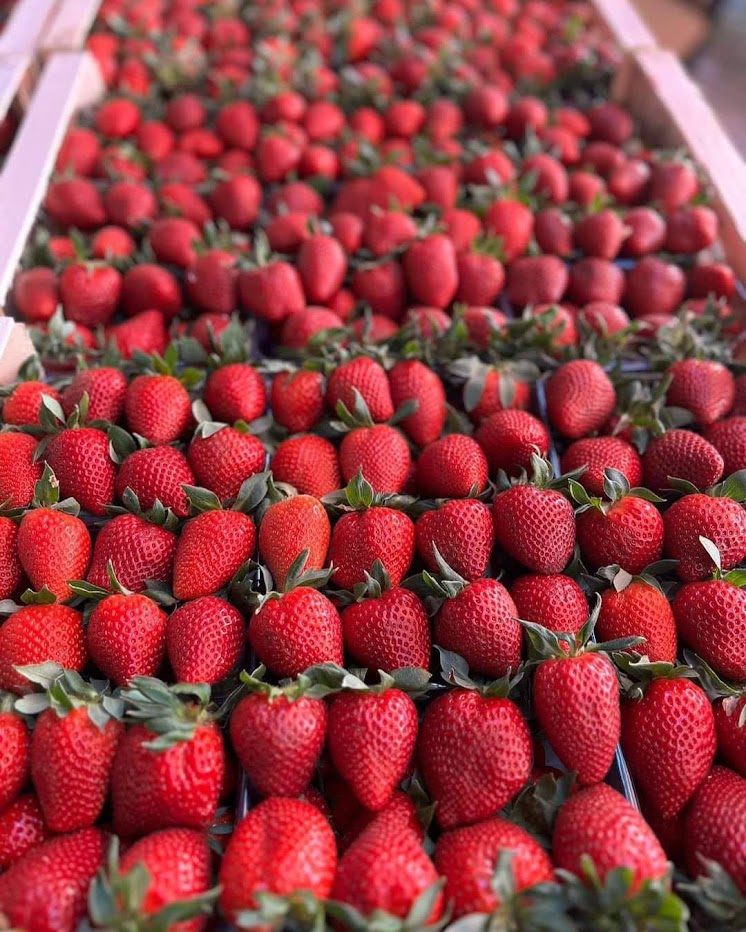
[327,673,419,811]
[642,429,724,494]
[271,370,326,434]
[511,574,588,635]
[121,265,181,320]
[0,604,87,694]
[625,257,686,318]
[350,260,407,320]
[442,207,481,254]
[363,209,418,256]
[579,301,631,336]
[475,410,551,476]
[572,471,664,575]
[684,766,746,893]
[552,784,668,889]
[210,175,261,230]
[204,363,267,424]
[239,258,306,323]
[415,434,488,499]
[455,248,505,306]
[58,262,122,327]
[418,677,532,830]
[0,827,106,932]
[545,360,616,440]
[0,517,21,601]
[435,817,554,918]
[297,234,347,304]
[665,205,718,253]
[567,257,625,307]
[93,226,138,261]
[16,665,123,832]
[597,576,677,664]
[483,200,534,261]
[271,434,341,498]
[561,436,642,497]
[125,374,192,446]
[87,513,177,593]
[416,498,494,582]
[328,476,415,589]
[0,692,30,810]
[61,367,127,423]
[147,217,201,268]
[103,181,157,228]
[621,206,666,256]
[522,153,569,203]
[107,311,169,359]
[460,364,532,424]
[185,250,237,316]
[0,794,47,871]
[327,356,394,423]
[258,493,331,590]
[665,359,735,427]
[534,207,574,256]
[388,360,447,448]
[172,497,256,602]
[506,256,568,308]
[402,234,458,308]
[689,261,736,299]
[167,595,244,686]
[230,671,326,797]
[574,208,628,260]
[187,425,265,502]
[705,416,746,476]
[111,678,224,837]
[219,797,337,923]
[280,306,344,348]
[45,177,106,229]
[3,381,62,427]
[115,446,195,519]
[664,492,746,581]
[12,267,59,323]
[44,422,116,517]
[340,425,411,494]
[674,578,746,681]
[493,458,576,574]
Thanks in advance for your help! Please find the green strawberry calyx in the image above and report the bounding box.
[684,650,746,720]
[304,662,432,699]
[520,597,643,662]
[68,559,176,609]
[569,468,664,514]
[497,453,584,495]
[436,647,524,699]
[106,482,180,531]
[591,562,677,597]
[323,470,416,514]
[677,858,746,928]
[234,888,328,932]
[237,663,333,703]
[121,676,214,751]
[88,836,219,932]
[697,536,746,586]
[613,654,699,700]
[326,879,448,932]
[404,545,469,604]
[505,772,577,849]
[25,463,80,516]
[669,468,746,502]
[14,661,123,729]
[333,559,393,605]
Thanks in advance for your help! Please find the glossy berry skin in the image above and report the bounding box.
[111,720,224,838]
[0,827,107,932]
[31,707,123,832]
[561,437,643,498]
[271,370,326,434]
[621,677,715,820]
[475,410,550,476]
[673,580,746,681]
[418,689,532,830]
[340,425,411,494]
[250,588,344,678]
[271,435,342,499]
[230,693,327,798]
[0,517,21,601]
[219,797,337,922]
[576,497,664,576]
[597,581,677,663]
[493,487,575,574]
[258,495,331,590]
[510,574,587,635]
[329,508,415,590]
[666,359,735,427]
[87,594,168,687]
[342,588,431,672]
[187,428,266,502]
[388,359,446,447]
[326,356,394,423]
[61,366,126,423]
[0,432,42,508]
[115,446,195,518]
[328,689,418,812]
[125,375,192,446]
[545,360,616,439]
[714,697,746,777]
[685,766,746,893]
[0,605,87,695]
[0,707,30,810]
[44,428,116,517]
[416,499,494,582]
[2,381,62,426]
[642,429,723,495]
[17,509,91,603]
[172,510,256,601]
[434,579,522,679]
[0,794,48,870]
[663,494,746,581]
[166,596,245,685]
[415,434,489,499]
[87,514,177,592]
[553,784,668,890]
[704,416,746,476]
[435,817,554,918]
[203,363,267,424]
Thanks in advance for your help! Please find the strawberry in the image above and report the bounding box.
[0,794,47,871]
[684,766,746,893]
[482,201,533,262]
[625,257,686,318]
[0,827,106,932]
[455,249,505,306]
[116,446,194,518]
[363,209,418,256]
[340,425,411,494]
[327,356,394,423]
[95,97,141,137]
[3,381,62,427]
[187,424,265,502]
[442,207,482,254]
[642,429,724,494]
[416,498,494,582]
[597,573,677,664]
[493,457,576,574]
[61,367,127,423]
[16,664,123,832]
[414,433,488,499]
[622,206,667,256]
[172,490,257,601]
[58,262,122,327]
[388,359,446,448]
[475,410,550,477]
[12,267,59,323]
[45,178,106,229]
[561,436,642,497]
[545,360,616,440]
[572,470,665,575]
[567,257,625,306]
[125,373,192,447]
[327,669,420,811]
[350,260,408,321]
[435,817,554,918]
[209,175,261,230]
[281,306,344,348]
[619,659,715,819]
[103,181,157,228]
[229,668,327,797]
[167,595,244,686]
[0,604,87,694]
[258,492,331,590]
[665,359,735,427]
[215,100,259,149]
[203,363,267,425]
[147,217,201,268]
[665,205,718,253]
[271,435,342,498]
[673,576,746,681]
[574,208,628,260]
[111,678,224,838]
[219,797,337,924]
[327,474,415,589]
[87,512,177,593]
[0,691,30,810]
[522,153,569,203]
[297,234,347,304]
[534,207,574,257]
[689,261,736,299]
[459,363,532,424]
[107,311,169,359]
[402,234,458,308]
[418,665,532,830]
[121,265,181,320]
[239,259,305,323]
[705,416,746,477]
[552,783,668,888]
[185,250,237,316]
[0,517,21,600]
[579,301,631,336]
[664,492,746,581]
[505,256,568,308]
[511,573,588,635]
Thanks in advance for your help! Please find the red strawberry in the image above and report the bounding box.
[87,513,176,593]
[187,425,265,502]
[43,419,117,518]
[185,250,237,316]
[455,249,505,306]
[115,446,195,518]
[506,256,568,308]
[596,575,677,664]
[561,436,642,497]
[674,577,746,680]
[148,217,201,268]
[442,207,481,254]
[475,410,551,477]
[350,260,407,320]
[238,258,306,324]
[642,429,724,494]
[663,493,746,581]
[665,359,735,427]
[534,207,574,257]
[167,596,245,685]
[209,175,261,229]
[107,311,169,359]
[622,207,667,256]
[121,265,181,320]
[111,678,224,838]
[0,794,47,871]
[545,360,616,440]
[219,797,337,923]
[416,499,494,582]
[229,670,326,797]
[280,306,344,348]
[61,367,127,423]
[521,153,569,203]
[363,209,418,256]
[12,267,59,323]
[203,363,267,424]
[705,417,746,475]
[0,827,106,932]
[574,209,628,260]
[59,262,122,327]
[511,573,588,635]
[340,425,411,494]
[103,181,156,228]
[665,205,718,253]
[388,359,447,448]
[258,493,331,590]
[270,370,326,434]
[689,261,736,299]
[567,257,625,306]
[415,434,488,499]
[0,517,21,601]
[297,234,347,304]
[3,381,62,427]
[403,234,458,308]
[125,374,192,446]
[271,435,341,498]
[684,766,746,893]
[45,178,106,229]
[625,257,686,318]
[0,692,30,810]
[483,200,534,261]
[0,604,87,694]
[327,356,394,423]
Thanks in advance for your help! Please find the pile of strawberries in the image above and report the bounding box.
[1,0,746,929]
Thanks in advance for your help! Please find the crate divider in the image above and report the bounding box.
[41,0,103,53]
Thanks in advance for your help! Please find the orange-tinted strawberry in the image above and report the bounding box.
[270,369,325,434]
[642,429,723,494]
[511,573,588,635]
[0,793,47,871]
[596,575,677,664]
[561,436,642,497]
[187,425,265,503]
[203,363,267,425]
[665,359,735,427]
[115,446,195,519]
[3,381,62,427]
[340,425,411,494]
[258,493,330,590]
[546,360,616,440]
[0,604,87,694]
[684,766,746,893]
[271,434,341,498]
[166,596,245,685]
